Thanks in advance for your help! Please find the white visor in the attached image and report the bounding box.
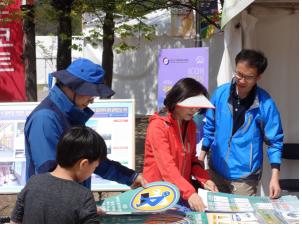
[176,95,214,109]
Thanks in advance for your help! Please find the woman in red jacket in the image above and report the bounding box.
[143,78,218,212]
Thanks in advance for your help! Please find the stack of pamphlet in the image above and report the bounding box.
[194,189,299,224]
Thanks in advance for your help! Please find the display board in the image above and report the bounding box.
[0,99,135,193]
[157,47,209,111]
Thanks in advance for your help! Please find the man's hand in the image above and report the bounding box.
[130,173,147,189]
[269,168,281,199]
[188,193,206,212]
[203,179,218,192]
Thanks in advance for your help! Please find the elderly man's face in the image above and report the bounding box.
[75,94,95,110]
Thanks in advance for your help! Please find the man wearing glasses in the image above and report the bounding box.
[199,49,283,198]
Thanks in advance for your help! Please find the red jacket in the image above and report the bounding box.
[143,112,210,200]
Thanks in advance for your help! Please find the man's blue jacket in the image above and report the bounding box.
[25,85,138,188]
[202,82,283,181]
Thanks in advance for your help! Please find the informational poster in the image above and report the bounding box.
[0,100,135,193]
[88,99,135,191]
[157,47,209,111]
[0,103,30,193]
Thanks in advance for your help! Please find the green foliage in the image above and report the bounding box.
[35,0,82,35]
[78,0,160,53]
[85,28,103,47]
[21,0,220,53]
[78,0,221,53]
[113,42,137,54]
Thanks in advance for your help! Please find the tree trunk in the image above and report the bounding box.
[102,1,115,88]
[52,0,73,70]
[22,4,37,101]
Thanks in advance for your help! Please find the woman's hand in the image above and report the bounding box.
[188,193,206,212]
[203,180,218,192]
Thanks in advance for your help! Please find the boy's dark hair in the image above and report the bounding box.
[235,49,268,75]
[56,126,107,168]
[163,77,209,112]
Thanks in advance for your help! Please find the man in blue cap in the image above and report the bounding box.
[25,58,145,192]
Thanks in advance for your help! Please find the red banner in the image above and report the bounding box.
[0,0,26,101]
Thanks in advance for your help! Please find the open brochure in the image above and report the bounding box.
[198,188,299,224]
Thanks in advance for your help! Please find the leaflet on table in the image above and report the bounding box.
[198,188,272,212]
[184,212,208,224]
[255,209,287,224]
[198,189,299,224]
[198,188,299,213]
[185,211,285,224]
[205,212,259,224]
[271,195,299,224]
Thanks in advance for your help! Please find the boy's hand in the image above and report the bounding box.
[96,206,106,215]
[130,173,147,189]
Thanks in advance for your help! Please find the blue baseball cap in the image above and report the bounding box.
[51,58,115,98]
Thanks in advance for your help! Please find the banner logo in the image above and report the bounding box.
[163,57,169,65]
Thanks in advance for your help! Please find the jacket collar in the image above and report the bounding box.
[228,78,260,110]
[49,85,94,125]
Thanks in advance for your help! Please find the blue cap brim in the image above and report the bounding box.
[52,70,115,98]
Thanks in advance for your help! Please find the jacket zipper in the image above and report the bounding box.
[250,143,253,170]
[182,143,190,176]
[177,120,187,176]
[225,99,259,173]
[225,102,233,172]
[225,136,232,172]
[224,84,260,174]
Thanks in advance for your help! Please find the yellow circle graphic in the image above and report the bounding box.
[131,185,177,212]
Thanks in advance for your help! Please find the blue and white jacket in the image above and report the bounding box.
[202,82,284,181]
[25,85,138,188]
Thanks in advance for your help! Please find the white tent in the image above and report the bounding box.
[217,0,299,196]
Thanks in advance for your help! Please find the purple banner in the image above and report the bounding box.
[157,47,209,110]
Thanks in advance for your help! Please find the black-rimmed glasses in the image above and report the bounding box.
[234,71,258,81]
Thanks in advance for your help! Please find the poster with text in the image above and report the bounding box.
[0,100,135,193]
[157,47,209,111]
[89,99,135,191]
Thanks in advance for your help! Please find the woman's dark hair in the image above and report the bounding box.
[235,49,268,74]
[163,77,209,112]
[56,126,107,168]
